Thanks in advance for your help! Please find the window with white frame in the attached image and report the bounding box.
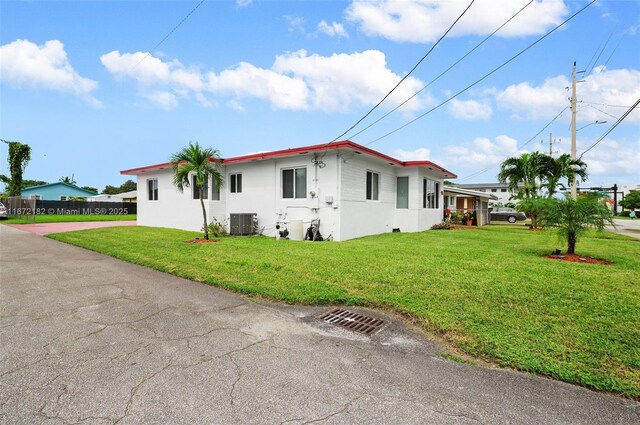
[423,178,439,209]
[147,179,158,201]
[192,175,208,200]
[60,196,68,201]
[282,167,307,199]
[230,173,242,193]
[366,171,379,200]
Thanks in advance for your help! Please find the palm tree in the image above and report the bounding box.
[59,175,77,185]
[545,154,588,198]
[539,193,613,254]
[498,152,552,199]
[498,152,553,228]
[170,142,223,240]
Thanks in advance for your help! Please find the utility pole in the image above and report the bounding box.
[570,62,578,200]
[549,133,553,157]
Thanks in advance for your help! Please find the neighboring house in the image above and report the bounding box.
[87,190,137,203]
[21,182,98,201]
[118,190,137,203]
[121,141,457,241]
[456,183,518,207]
[87,194,123,203]
[443,186,498,226]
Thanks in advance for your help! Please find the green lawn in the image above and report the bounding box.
[3,214,136,224]
[49,225,640,398]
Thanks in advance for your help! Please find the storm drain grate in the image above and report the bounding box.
[318,308,387,335]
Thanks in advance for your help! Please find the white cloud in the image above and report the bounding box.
[207,62,309,110]
[273,49,428,112]
[448,98,492,120]
[391,147,431,161]
[227,99,245,112]
[145,91,178,111]
[582,138,640,177]
[0,39,101,107]
[346,0,568,43]
[317,20,348,38]
[285,15,305,33]
[102,49,430,112]
[495,67,640,123]
[101,51,203,90]
[236,0,252,7]
[444,135,521,169]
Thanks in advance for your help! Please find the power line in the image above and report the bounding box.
[359,0,596,147]
[328,0,475,143]
[457,107,569,182]
[345,0,534,141]
[129,0,206,73]
[581,100,631,109]
[585,30,613,77]
[602,36,624,70]
[579,97,640,157]
[585,104,621,120]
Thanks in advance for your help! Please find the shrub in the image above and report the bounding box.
[431,222,452,230]
[204,218,228,238]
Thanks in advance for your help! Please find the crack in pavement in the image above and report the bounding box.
[300,395,365,424]
[113,360,174,425]
[228,355,242,412]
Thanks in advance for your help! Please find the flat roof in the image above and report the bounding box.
[120,140,457,179]
[444,186,499,200]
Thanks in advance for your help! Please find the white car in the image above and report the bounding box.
[0,202,7,220]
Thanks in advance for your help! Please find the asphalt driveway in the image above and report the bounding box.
[1,225,638,424]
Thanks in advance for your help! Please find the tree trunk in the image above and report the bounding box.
[200,187,209,240]
[531,213,538,229]
[567,232,576,254]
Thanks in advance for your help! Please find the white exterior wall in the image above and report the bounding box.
[223,153,341,240]
[133,151,445,241]
[338,155,444,240]
[137,169,219,232]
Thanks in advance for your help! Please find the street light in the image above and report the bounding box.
[577,120,607,131]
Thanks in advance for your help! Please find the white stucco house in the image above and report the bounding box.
[120,140,457,241]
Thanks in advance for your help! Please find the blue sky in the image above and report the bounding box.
[1,0,638,192]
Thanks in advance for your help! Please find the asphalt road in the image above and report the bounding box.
[1,225,638,424]
[609,218,640,240]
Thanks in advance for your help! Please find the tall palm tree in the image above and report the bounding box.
[498,152,553,228]
[498,152,552,199]
[545,154,588,198]
[170,142,223,240]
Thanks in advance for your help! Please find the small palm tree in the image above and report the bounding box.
[170,142,223,240]
[539,193,613,254]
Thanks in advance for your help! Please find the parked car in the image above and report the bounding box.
[0,202,7,220]
[490,207,527,223]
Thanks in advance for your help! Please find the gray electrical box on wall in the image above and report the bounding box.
[230,213,256,235]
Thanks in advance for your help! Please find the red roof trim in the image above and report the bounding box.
[120,140,457,178]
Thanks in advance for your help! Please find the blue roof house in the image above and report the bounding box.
[21,182,98,200]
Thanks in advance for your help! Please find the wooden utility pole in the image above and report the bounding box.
[570,62,578,200]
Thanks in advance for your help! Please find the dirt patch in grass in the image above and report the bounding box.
[186,238,220,244]
[450,225,480,230]
[547,253,613,265]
